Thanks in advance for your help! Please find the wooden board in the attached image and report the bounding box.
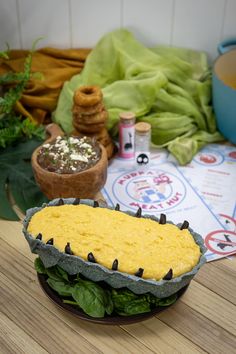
[0,218,236,353]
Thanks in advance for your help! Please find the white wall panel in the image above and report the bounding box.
[172,0,226,60]
[71,0,122,48]
[123,0,174,46]
[18,0,71,49]
[222,0,236,41]
[0,0,21,49]
[0,0,234,58]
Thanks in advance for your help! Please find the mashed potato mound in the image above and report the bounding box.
[28,204,201,280]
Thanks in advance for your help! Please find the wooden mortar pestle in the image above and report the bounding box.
[31,123,108,200]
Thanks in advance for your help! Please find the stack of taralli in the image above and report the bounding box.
[72,85,115,159]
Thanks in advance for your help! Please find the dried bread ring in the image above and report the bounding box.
[74,109,108,126]
[73,121,105,134]
[73,85,103,107]
[73,102,104,116]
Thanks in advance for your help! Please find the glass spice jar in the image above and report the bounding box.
[118,111,136,159]
[134,122,151,167]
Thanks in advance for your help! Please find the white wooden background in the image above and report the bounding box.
[0,0,236,61]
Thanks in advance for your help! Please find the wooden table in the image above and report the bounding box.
[0,214,236,354]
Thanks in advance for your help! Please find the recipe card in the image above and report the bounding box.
[103,159,235,261]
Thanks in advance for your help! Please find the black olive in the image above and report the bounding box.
[87,252,96,263]
[115,203,120,211]
[159,213,166,224]
[180,220,189,230]
[46,238,54,245]
[65,242,73,255]
[36,233,42,240]
[57,198,64,206]
[73,198,80,205]
[135,207,142,218]
[163,268,173,280]
[112,259,118,270]
[135,268,144,277]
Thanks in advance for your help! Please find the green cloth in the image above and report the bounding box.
[53,29,224,165]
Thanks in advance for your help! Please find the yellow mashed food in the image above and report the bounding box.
[28,204,201,280]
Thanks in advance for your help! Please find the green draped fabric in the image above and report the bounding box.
[53,29,223,165]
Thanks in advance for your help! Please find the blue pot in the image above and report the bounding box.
[212,39,236,144]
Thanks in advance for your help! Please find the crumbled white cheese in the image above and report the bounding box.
[69,137,79,144]
[62,147,69,153]
[43,143,50,148]
[70,154,88,162]
[80,143,92,149]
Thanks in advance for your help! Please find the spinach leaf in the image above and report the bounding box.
[35,259,73,296]
[34,258,178,317]
[45,266,68,282]
[55,266,69,282]
[111,288,150,316]
[112,288,138,303]
[63,299,81,307]
[111,288,138,311]
[104,289,114,315]
[118,298,151,316]
[47,278,73,297]
[72,280,109,318]
[34,257,46,274]
[34,259,69,282]
[157,293,178,306]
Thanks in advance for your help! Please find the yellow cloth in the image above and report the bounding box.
[0,47,90,124]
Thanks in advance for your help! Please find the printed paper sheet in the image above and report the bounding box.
[103,144,236,261]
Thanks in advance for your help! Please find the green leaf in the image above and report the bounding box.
[157,293,178,306]
[111,288,138,311]
[120,298,150,316]
[0,114,45,149]
[63,299,81,307]
[45,266,65,282]
[104,289,114,315]
[34,257,46,274]
[111,288,151,315]
[0,138,48,220]
[47,278,73,297]
[0,50,9,60]
[72,280,108,318]
[55,266,69,282]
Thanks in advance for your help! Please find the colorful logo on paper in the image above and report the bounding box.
[112,168,186,212]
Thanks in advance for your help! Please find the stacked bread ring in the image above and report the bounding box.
[72,85,115,159]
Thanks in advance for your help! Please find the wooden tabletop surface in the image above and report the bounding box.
[0,210,236,354]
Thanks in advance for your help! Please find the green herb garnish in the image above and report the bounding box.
[0,38,45,148]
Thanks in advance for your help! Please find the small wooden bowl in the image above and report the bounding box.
[31,123,108,200]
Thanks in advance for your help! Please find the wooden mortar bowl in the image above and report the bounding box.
[31,123,108,200]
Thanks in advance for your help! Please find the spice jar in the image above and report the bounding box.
[134,122,151,167]
[119,111,136,159]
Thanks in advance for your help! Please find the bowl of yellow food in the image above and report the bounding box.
[23,198,206,306]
